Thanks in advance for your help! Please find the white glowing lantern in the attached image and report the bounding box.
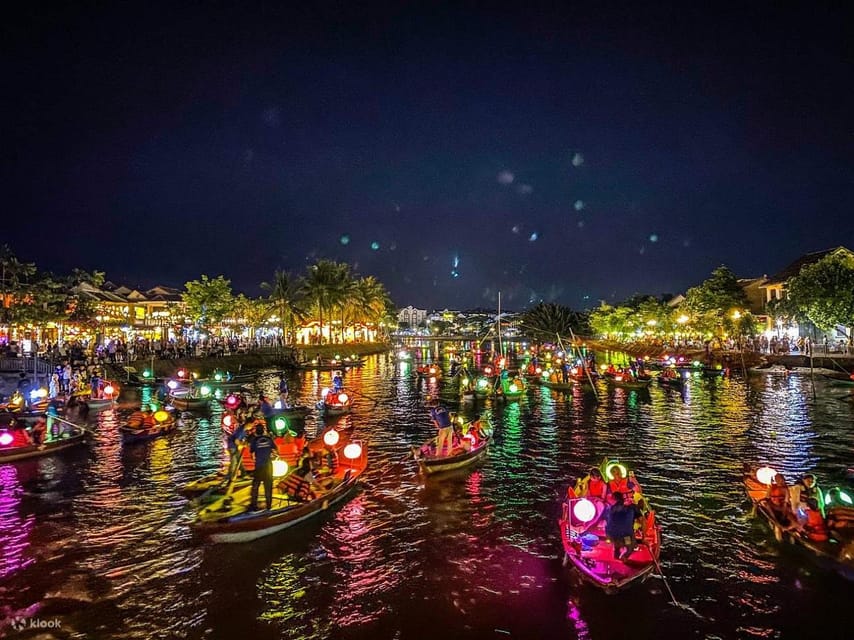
[0,432,13,446]
[337,393,349,404]
[272,459,289,477]
[573,498,597,523]
[343,443,362,459]
[756,466,778,486]
[167,380,178,390]
[321,387,330,399]
[222,415,234,428]
[508,384,519,392]
[103,384,115,396]
[323,429,340,446]
[273,400,283,409]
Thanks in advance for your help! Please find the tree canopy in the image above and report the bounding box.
[182,275,234,330]
[786,253,854,340]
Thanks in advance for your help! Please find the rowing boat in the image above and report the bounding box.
[190,442,367,543]
[120,413,178,443]
[0,423,88,462]
[603,373,652,389]
[413,429,491,474]
[316,390,353,416]
[559,459,661,592]
[170,395,211,411]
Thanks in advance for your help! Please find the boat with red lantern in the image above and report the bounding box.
[656,368,685,388]
[415,363,443,379]
[413,419,492,474]
[603,372,652,389]
[83,381,120,410]
[296,355,365,371]
[190,438,368,543]
[317,388,353,416]
[120,409,178,443]
[0,413,88,462]
[559,459,661,592]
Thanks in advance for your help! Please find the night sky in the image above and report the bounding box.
[3,2,853,309]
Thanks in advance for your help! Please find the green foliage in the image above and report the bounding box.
[182,275,234,329]
[518,302,588,338]
[786,253,854,339]
[261,270,305,345]
[684,265,748,337]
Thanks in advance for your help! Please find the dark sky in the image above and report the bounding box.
[3,2,853,309]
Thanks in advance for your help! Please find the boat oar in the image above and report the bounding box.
[648,548,705,620]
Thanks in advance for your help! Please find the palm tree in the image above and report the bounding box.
[518,302,588,341]
[350,276,393,341]
[300,260,349,345]
[0,245,37,326]
[261,270,305,346]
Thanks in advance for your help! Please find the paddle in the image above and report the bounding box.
[648,546,705,619]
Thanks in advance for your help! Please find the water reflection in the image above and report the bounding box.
[0,355,851,639]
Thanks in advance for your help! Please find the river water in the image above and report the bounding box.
[1,352,853,639]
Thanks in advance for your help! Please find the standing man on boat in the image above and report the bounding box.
[429,398,454,457]
[278,376,289,407]
[249,424,276,511]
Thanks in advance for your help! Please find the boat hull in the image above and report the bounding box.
[416,437,490,474]
[0,428,87,462]
[170,396,211,411]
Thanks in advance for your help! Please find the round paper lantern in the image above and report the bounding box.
[222,415,234,428]
[154,410,169,423]
[343,443,362,459]
[199,385,212,397]
[337,393,349,404]
[323,429,340,446]
[272,459,289,477]
[167,380,178,390]
[273,417,287,433]
[103,385,115,396]
[177,369,186,378]
[573,498,597,523]
[225,395,239,408]
[0,432,13,446]
[756,466,777,486]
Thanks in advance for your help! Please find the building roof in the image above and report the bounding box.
[764,247,853,286]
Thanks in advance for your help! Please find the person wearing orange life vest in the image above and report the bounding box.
[802,498,829,542]
[607,466,641,504]
[766,473,793,525]
[585,468,608,500]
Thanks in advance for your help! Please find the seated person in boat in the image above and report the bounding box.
[605,492,643,561]
[606,364,617,376]
[790,473,821,511]
[277,446,320,501]
[577,468,607,500]
[31,416,48,445]
[765,473,795,525]
[313,445,340,490]
[607,467,642,505]
[802,498,829,542]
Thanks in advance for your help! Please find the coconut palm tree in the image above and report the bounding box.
[300,260,349,345]
[260,270,305,346]
[518,302,588,341]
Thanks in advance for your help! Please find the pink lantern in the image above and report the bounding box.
[0,432,14,446]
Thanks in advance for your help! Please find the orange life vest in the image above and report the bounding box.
[804,509,829,542]
[587,478,607,499]
[769,484,787,508]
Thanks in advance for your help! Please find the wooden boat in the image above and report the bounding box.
[180,472,252,502]
[821,374,854,387]
[656,372,685,388]
[170,395,212,411]
[85,396,117,411]
[316,390,353,416]
[559,459,661,592]
[120,412,178,443]
[495,377,526,400]
[0,423,88,462]
[413,429,491,474]
[190,442,368,543]
[603,373,652,389]
[743,467,854,580]
[540,378,574,391]
[416,364,443,379]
